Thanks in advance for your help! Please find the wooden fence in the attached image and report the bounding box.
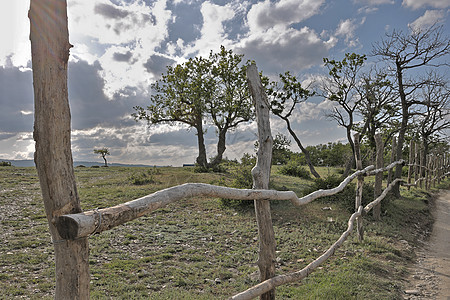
[54,64,449,300]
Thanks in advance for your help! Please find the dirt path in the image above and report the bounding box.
[404,189,450,300]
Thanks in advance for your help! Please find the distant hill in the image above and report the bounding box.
[0,159,157,168]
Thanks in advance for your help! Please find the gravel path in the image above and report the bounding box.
[404,189,450,300]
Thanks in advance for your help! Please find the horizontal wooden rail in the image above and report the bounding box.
[366,160,404,175]
[55,166,378,240]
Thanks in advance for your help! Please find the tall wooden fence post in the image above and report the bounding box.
[29,0,90,298]
[373,134,383,220]
[414,143,419,185]
[354,133,364,241]
[407,140,414,190]
[246,63,276,300]
[419,149,424,189]
[387,136,397,185]
[426,155,431,190]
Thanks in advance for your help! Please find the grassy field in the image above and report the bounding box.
[0,164,447,299]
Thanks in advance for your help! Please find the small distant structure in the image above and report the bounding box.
[182,164,195,167]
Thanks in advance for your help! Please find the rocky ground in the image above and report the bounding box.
[403,190,450,300]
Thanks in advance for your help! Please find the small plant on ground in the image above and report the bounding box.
[278,162,311,179]
[220,154,255,209]
[129,172,156,185]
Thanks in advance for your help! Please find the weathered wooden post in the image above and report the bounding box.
[407,140,414,190]
[387,137,397,185]
[425,155,431,190]
[414,143,419,186]
[354,133,364,241]
[431,155,438,187]
[246,63,276,300]
[29,0,90,298]
[373,134,383,220]
[419,149,424,189]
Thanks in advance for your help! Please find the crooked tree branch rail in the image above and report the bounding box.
[55,162,404,240]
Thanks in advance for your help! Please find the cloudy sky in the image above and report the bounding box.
[0,0,449,166]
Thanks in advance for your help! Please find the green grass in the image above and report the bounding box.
[0,165,446,299]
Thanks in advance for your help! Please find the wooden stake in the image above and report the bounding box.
[353,133,364,241]
[29,0,90,298]
[246,63,276,300]
[373,134,383,220]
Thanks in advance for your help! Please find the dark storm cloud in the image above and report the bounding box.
[94,3,129,19]
[236,29,332,75]
[68,60,147,130]
[143,54,176,77]
[166,1,203,47]
[149,130,199,147]
[0,67,34,134]
[113,51,133,62]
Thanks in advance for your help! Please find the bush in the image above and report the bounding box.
[0,161,12,167]
[129,172,156,185]
[220,157,255,209]
[304,174,375,213]
[278,162,311,179]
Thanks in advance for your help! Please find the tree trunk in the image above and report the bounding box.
[195,119,208,168]
[284,118,320,178]
[392,64,408,197]
[29,0,90,298]
[211,127,227,167]
[247,64,276,300]
[353,133,364,241]
[342,155,355,178]
[373,134,383,220]
[102,155,108,167]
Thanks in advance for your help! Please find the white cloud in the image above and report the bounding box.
[247,0,325,33]
[402,0,450,9]
[183,1,236,57]
[0,0,31,67]
[335,18,365,48]
[68,0,173,97]
[236,26,336,74]
[409,10,446,30]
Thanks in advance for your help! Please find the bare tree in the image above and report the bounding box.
[321,53,367,176]
[355,69,399,152]
[30,0,90,297]
[372,24,450,196]
[267,71,320,178]
[414,73,450,159]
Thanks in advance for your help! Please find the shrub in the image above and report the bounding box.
[0,161,12,167]
[278,162,311,179]
[304,174,376,213]
[220,157,255,209]
[129,172,156,185]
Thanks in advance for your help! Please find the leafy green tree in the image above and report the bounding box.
[267,71,320,177]
[133,57,214,168]
[134,46,254,169]
[208,46,254,166]
[94,148,110,167]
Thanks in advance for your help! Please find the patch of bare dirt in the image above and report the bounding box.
[404,190,450,300]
